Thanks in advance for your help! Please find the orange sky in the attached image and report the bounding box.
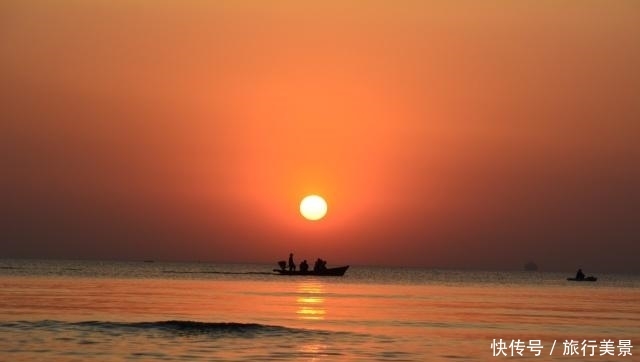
[2,1,639,272]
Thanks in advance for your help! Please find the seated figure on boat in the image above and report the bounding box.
[575,268,585,281]
[278,260,287,271]
[314,258,327,272]
[299,260,309,272]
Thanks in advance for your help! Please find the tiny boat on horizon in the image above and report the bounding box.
[567,276,597,282]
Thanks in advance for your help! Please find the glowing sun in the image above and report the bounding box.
[300,195,328,221]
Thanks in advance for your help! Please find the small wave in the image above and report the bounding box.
[79,320,299,335]
[3,320,325,338]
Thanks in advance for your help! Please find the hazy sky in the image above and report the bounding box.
[2,1,639,272]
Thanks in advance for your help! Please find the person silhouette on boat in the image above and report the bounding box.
[575,268,585,281]
[313,258,327,272]
[288,253,296,271]
[299,260,309,272]
[277,260,287,271]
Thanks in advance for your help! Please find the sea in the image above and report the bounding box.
[0,259,637,361]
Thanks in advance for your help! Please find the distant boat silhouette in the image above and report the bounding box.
[567,276,597,282]
[273,265,349,276]
[524,261,538,271]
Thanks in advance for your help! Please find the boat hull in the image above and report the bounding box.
[273,265,349,276]
[567,277,597,282]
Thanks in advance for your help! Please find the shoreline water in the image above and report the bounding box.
[1,260,638,361]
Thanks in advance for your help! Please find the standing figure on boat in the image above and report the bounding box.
[575,268,585,281]
[288,253,296,271]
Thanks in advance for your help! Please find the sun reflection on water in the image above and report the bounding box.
[296,281,326,321]
[298,342,329,362]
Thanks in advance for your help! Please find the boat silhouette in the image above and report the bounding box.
[273,265,349,276]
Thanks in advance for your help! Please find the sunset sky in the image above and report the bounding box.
[2,1,639,272]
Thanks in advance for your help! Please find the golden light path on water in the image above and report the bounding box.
[296,281,326,321]
[296,281,329,361]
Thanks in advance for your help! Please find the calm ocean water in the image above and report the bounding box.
[0,259,637,361]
